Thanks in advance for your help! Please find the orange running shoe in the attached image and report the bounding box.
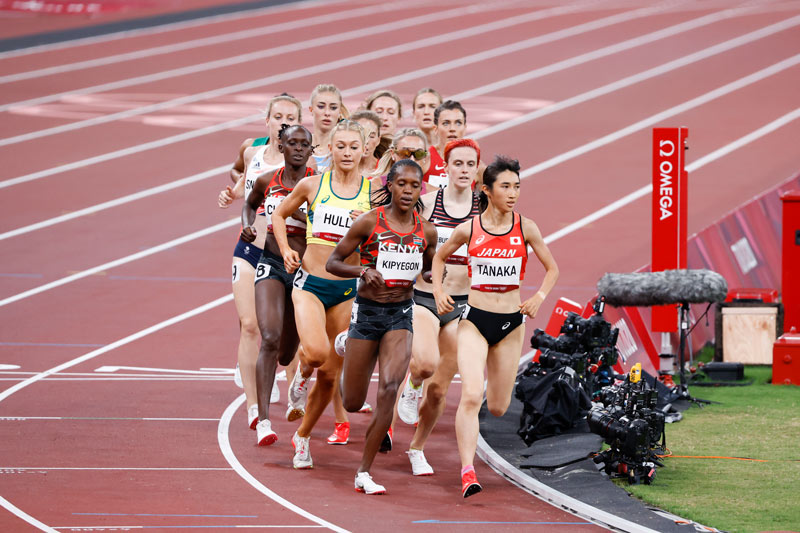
[326,422,350,445]
[461,469,482,498]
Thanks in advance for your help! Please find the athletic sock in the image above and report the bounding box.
[461,465,474,476]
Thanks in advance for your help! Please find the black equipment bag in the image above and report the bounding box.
[515,366,592,446]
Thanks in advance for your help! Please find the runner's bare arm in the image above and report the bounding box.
[519,216,559,318]
[230,138,253,184]
[326,211,382,287]
[272,176,317,273]
[420,218,438,283]
[240,169,277,242]
[432,220,470,314]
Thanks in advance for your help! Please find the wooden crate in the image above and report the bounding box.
[714,302,783,364]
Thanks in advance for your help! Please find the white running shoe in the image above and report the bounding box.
[247,404,259,430]
[234,363,243,388]
[288,367,309,408]
[407,449,434,476]
[292,431,313,469]
[354,472,386,495]
[286,404,305,422]
[397,375,422,425]
[256,419,277,446]
[270,375,280,404]
[358,402,373,414]
[334,330,347,357]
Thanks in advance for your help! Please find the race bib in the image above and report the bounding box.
[470,256,522,292]
[312,204,353,242]
[436,226,468,264]
[376,250,422,287]
[427,172,449,189]
[265,196,306,234]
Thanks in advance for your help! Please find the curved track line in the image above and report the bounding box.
[0,0,338,60]
[0,294,232,531]
[217,394,349,533]
[0,1,412,85]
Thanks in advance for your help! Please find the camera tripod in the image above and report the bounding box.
[675,301,712,406]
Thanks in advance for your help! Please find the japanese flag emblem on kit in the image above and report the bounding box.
[510,236,522,245]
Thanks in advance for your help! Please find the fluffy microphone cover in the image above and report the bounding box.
[597,269,728,307]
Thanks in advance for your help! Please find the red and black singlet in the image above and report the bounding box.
[424,146,449,189]
[467,213,528,292]
[429,188,480,265]
[360,206,427,287]
[264,167,313,235]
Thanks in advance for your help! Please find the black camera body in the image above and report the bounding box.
[589,373,666,484]
[527,299,619,393]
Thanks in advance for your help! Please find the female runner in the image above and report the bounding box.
[351,110,382,173]
[326,159,437,494]
[308,84,345,169]
[271,120,373,469]
[398,139,481,476]
[412,88,441,150]
[242,124,315,445]
[432,155,558,497]
[219,94,302,429]
[371,128,431,194]
[365,89,402,138]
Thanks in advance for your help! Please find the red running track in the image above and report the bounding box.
[1,0,799,530]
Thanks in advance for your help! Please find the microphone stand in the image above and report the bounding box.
[676,301,711,406]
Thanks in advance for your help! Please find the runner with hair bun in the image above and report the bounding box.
[326,159,437,494]
[412,88,442,149]
[432,155,558,497]
[242,124,314,446]
[399,139,481,477]
[309,84,346,169]
[272,120,374,470]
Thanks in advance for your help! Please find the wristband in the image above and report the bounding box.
[536,291,547,299]
[360,267,369,279]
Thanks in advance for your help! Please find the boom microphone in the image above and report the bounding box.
[597,269,728,307]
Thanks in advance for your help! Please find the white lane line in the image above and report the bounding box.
[0,495,57,533]
[1,8,794,242]
[542,106,800,245]
[3,54,797,308]
[0,294,232,402]
[0,467,232,471]
[0,0,341,60]
[218,394,349,533]
[0,164,227,236]
[0,0,680,191]
[0,218,238,308]
[0,1,421,85]
[471,13,800,139]
[51,526,324,530]
[520,52,800,182]
[0,0,619,145]
[0,0,556,114]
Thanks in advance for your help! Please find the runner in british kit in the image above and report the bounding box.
[218,94,302,430]
[398,139,481,477]
[242,124,315,446]
[365,89,403,138]
[326,159,437,494]
[431,155,558,498]
[427,99,486,189]
[271,120,374,470]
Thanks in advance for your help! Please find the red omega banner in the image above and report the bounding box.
[651,127,688,332]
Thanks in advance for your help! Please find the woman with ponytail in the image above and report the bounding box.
[431,155,559,498]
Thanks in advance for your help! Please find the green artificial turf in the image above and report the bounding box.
[615,365,800,533]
